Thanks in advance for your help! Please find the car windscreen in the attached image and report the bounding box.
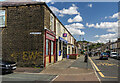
[102,53,107,55]
[112,53,117,55]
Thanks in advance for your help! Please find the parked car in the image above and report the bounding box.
[0,58,17,74]
[99,52,108,60]
[110,52,118,58]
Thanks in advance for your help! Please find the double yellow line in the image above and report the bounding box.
[89,57,117,78]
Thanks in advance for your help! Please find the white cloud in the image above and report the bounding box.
[105,16,107,19]
[86,21,118,33]
[87,21,118,43]
[88,4,92,8]
[49,6,60,15]
[51,2,54,4]
[59,4,80,15]
[68,14,83,23]
[105,12,119,19]
[65,23,85,35]
[94,35,99,38]
[109,12,118,19]
[49,4,80,17]
[86,23,95,28]
[59,14,64,17]
[67,28,85,35]
[65,23,85,29]
[95,33,117,43]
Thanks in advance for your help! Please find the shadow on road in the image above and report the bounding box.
[95,59,108,60]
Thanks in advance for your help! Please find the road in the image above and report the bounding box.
[89,56,120,82]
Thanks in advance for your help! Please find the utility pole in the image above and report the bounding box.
[80,35,81,41]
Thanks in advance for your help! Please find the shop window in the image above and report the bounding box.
[51,41,54,55]
[50,14,54,31]
[0,10,6,27]
[46,39,49,55]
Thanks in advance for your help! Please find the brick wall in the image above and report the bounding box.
[2,5,45,67]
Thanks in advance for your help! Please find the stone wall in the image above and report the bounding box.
[2,5,45,67]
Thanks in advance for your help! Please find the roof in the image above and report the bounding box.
[0,1,76,41]
[0,2,44,7]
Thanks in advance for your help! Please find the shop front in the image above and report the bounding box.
[59,37,68,59]
[44,29,56,67]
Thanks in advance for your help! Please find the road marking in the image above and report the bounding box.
[89,57,118,79]
[97,63,117,66]
[88,57,101,83]
[105,76,118,78]
[51,75,59,81]
[89,57,104,77]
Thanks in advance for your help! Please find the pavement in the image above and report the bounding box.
[14,67,43,73]
[2,55,100,83]
[40,55,99,82]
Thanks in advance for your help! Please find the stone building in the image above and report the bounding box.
[0,2,78,68]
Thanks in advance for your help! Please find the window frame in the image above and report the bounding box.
[50,14,54,31]
[46,39,49,56]
[0,8,7,28]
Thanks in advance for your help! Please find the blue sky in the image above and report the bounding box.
[0,0,118,43]
[47,2,118,43]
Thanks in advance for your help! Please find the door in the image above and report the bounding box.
[49,40,51,63]
[63,42,67,58]
[56,40,58,61]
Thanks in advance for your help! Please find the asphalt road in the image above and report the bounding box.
[1,72,56,83]
[90,56,120,82]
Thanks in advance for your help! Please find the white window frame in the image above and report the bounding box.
[57,22,61,36]
[0,9,6,27]
[50,14,54,31]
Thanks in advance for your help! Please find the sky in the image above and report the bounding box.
[47,2,118,43]
[0,0,119,43]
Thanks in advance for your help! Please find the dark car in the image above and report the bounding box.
[0,58,17,74]
[99,52,108,60]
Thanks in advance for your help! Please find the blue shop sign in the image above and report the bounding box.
[59,37,68,44]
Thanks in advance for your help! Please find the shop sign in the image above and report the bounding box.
[59,37,68,44]
[30,32,42,35]
[46,33,54,40]
[63,33,67,37]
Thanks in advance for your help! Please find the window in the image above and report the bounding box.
[57,22,61,35]
[46,39,49,55]
[0,10,6,27]
[68,46,70,54]
[50,14,54,31]
[51,41,54,55]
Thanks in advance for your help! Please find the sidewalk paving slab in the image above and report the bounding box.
[41,56,100,82]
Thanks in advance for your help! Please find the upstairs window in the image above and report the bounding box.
[0,10,6,27]
[57,22,61,35]
[50,14,54,31]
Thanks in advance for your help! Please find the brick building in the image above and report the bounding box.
[0,2,78,68]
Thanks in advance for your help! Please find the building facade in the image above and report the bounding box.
[0,2,78,68]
